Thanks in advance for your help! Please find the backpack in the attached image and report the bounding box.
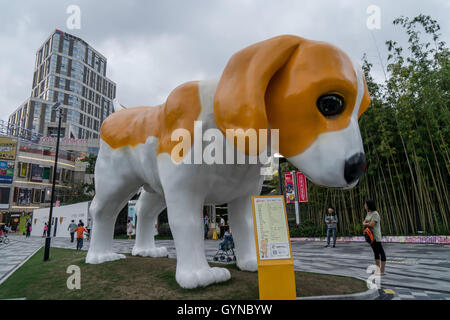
[363,227,374,245]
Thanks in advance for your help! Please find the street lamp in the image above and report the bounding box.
[43,102,62,261]
[274,153,286,196]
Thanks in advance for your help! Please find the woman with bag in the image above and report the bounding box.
[363,200,386,275]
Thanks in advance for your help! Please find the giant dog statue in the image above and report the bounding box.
[86,35,371,289]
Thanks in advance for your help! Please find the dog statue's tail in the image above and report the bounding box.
[113,99,127,112]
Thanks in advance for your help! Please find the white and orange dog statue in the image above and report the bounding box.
[86,35,371,289]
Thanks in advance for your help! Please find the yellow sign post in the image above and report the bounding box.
[251,195,296,300]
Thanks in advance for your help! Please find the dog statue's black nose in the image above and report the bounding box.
[344,153,366,184]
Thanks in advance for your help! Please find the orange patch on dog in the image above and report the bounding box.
[359,73,371,118]
[157,81,202,157]
[100,106,162,149]
[100,81,202,160]
[265,41,359,158]
[214,35,370,157]
[214,35,301,155]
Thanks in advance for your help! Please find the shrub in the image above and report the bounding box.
[290,219,325,237]
[158,223,172,238]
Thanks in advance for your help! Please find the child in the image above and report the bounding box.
[74,223,88,250]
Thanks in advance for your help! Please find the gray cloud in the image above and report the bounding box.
[1,0,449,120]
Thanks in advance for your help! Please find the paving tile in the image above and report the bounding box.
[2,235,450,300]
[425,291,446,295]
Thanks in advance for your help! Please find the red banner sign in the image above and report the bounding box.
[284,172,295,204]
[296,171,308,202]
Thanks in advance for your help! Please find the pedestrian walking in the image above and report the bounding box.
[42,222,48,237]
[74,222,88,250]
[25,221,32,238]
[324,206,338,247]
[204,215,210,239]
[363,199,387,275]
[127,219,134,240]
[68,220,78,243]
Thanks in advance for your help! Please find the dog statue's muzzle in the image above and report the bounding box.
[344,152,366,184]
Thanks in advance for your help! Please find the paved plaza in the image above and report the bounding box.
[1,234,449,300]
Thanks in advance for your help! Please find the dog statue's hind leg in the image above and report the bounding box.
[132,190,168,257]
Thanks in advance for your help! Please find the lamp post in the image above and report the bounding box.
[43,102,62,261]
[275,153,285,196]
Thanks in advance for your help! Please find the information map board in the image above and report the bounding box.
[251,195,296,300]
[252,196,291,260]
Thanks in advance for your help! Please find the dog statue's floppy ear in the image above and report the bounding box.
[214,35,303,155]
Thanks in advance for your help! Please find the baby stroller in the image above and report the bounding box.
[213,233,236,263]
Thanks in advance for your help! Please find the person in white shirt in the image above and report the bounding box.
[127,219,134,240]
[219,216,226,239]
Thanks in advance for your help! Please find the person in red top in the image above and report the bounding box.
[74,222,88,250]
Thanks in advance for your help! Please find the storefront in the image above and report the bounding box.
[1,212,28,232]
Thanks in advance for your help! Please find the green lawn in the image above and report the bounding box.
[0,248,367,300]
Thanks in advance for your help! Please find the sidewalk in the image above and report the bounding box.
[1,235,449,300]
[291,235,450,244]
[289,241,450,300]
[0,235,43,283]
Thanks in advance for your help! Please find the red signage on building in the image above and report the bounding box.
[295,171,308,202]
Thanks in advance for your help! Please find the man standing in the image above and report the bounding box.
[324,206,338,248]
[219,216,226,239]
[68,220,78,243]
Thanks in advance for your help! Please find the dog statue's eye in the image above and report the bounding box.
[317,94,345,117]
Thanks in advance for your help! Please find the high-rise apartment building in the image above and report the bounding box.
[8,29,116,140]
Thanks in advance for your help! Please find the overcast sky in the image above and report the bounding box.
[0,0,449,121]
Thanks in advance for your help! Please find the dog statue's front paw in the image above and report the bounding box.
[237,258,258,272]
[132,246,168,258]
[176,267,231,289]
[85,251,126,264]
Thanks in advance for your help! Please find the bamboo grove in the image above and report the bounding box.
[278,15,449,236]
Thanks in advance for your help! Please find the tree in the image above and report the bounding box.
[63,154,97,205]
[286,15,449,236]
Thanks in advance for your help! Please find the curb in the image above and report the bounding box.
[0,245,43,287]
[290,236,449,245]
[295,272,380,300]
[297,287,379,300]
